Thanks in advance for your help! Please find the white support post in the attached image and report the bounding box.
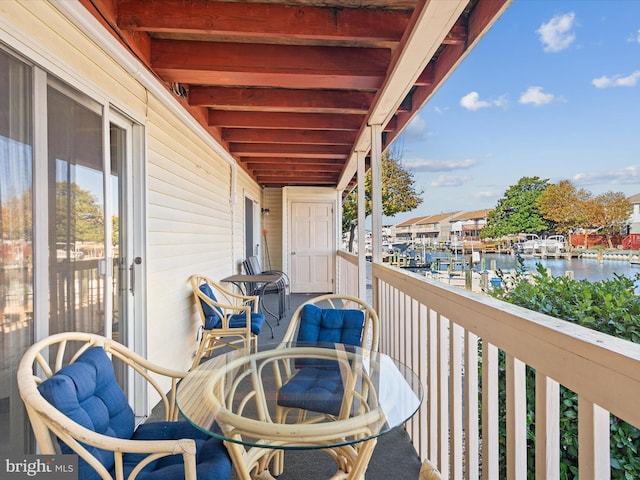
[356,150,367,300]
[370,124,383,264]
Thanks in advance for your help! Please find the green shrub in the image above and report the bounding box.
[491,263,640,479]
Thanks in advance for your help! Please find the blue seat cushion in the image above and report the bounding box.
[126,421,232,480]
[295,304,364,367]
[199,283,224,323]
[204,312,265,335]
[277,367,351,417]
[38,346,231,480]
[38,347,135,480]
[296,304,364,345]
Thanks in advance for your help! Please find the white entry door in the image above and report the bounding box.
[290,202,334,293]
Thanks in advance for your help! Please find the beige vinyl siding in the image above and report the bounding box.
[2,2,261,401]
[263,187,284,271]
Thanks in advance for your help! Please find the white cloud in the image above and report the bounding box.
[469,190,504,205]
[460,91,490,110]
[493,95,509,108]
[518,86,556,106]
[537,12,576,52]
[628,29,640,43]
[592,70,640,88]
[572,165,640,186]
[431,175,473,187]
[459,91,507,111]
[403,158,478,172]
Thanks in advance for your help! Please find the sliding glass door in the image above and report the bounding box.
[0,47,142,455]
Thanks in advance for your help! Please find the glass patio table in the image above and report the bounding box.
[176,342,423,480]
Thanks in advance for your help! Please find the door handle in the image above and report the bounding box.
[129,257,142,293]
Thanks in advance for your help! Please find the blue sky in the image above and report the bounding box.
[391,0,640,223]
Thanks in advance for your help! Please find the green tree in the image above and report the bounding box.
[481,176,553,239]
[55,182,104,244]
[342,151,423,252]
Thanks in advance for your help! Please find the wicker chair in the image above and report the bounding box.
[190,274,266,368]
[419,459,443,480]
[276,294,379,420]
[272,294,379,474]
[16,331,231,480]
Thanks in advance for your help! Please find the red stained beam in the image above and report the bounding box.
[239,156,345,165]
[117,0,410,46]
[248,162,344,172]
[209,111,364,131]
[442,21,467,45]
[191,87,374,114]
[256,171,338,182]
[151,39,390,89]
[222,129,356,145]
[230,143,349,158]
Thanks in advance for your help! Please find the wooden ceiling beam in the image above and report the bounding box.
[191,87,374,113]
[117,0,411,46]
[230,143,349,158]
[209,111,364,130]
[222,129,356,145]
[151,39,389,89]
[239,156,345,165]
[442,19,467,45]
[248,162,344,172]
[256,170,338,180]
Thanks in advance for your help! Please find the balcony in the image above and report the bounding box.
[335,250,640,480]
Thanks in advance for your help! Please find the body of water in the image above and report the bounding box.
[481,253,639,282]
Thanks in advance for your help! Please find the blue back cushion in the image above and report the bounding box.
[296,304,365,346]
[199,283,223,329]
[38,346,134,480]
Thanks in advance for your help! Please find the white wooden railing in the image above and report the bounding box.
[337,250,640,480]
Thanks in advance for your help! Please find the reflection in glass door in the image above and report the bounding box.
[0,49,33,457]
[47,85,105,337]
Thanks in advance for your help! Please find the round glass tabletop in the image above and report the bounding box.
[177,342,423,451]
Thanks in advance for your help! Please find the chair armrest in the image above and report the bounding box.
[104,341,187,421]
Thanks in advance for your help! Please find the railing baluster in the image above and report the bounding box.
[438,313,450,477]
[450,322,464,478]
[535,373,559,480]
[482,340,499,480]
[506,354,527,479]
[428,307,439,464]
[464,331,479,480]
[578,398,610,480]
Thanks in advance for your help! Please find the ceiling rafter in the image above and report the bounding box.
[118,0,411,48]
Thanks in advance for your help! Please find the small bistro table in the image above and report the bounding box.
[177,342,423,479]
[221,273,286,334]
